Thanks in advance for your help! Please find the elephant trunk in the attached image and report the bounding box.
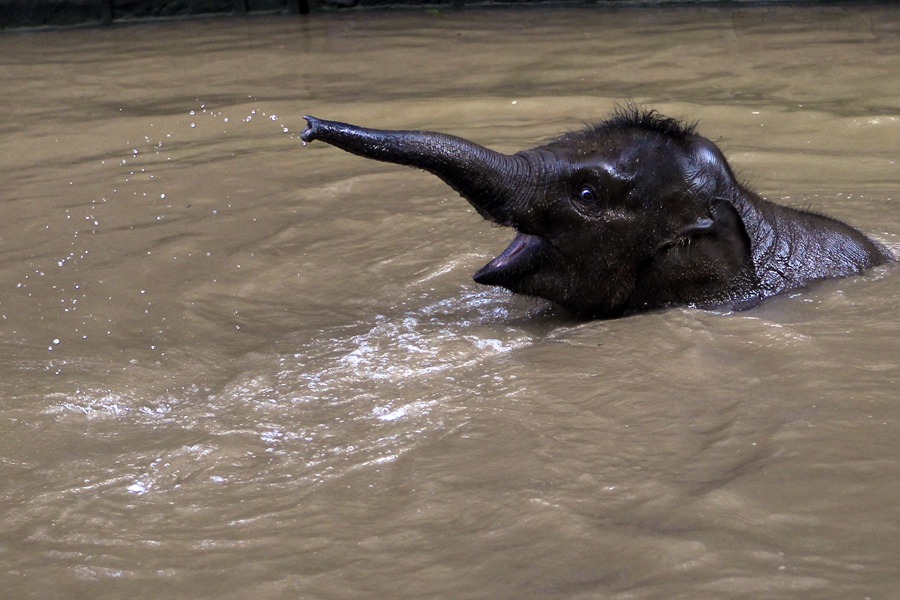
[301,116,533,227]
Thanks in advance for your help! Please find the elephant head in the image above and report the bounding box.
[300,106,890,318]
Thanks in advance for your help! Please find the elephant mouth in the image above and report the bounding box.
[473,232,549,289]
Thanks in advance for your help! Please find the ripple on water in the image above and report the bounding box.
[214,291,536,477]
[28,287,539,525]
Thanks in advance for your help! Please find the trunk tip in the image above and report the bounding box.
[300,115,320,143]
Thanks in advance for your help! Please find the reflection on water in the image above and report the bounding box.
[1,6,898,599]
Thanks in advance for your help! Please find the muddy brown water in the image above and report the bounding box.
[1,6,899,599]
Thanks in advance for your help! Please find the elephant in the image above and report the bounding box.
[300,106,893,318]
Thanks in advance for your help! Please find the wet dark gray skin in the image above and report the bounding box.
[300,107,893,318]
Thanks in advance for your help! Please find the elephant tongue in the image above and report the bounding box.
[473,232,544,288]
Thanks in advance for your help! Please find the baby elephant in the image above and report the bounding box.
[301,107,892,318]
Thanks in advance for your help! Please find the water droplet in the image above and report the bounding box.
[127,481,149,495]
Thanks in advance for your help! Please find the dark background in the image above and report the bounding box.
[2,0,894,31]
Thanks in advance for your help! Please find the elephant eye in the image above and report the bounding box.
[578,185,597,203]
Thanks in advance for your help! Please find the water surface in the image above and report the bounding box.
[1,6,898,599]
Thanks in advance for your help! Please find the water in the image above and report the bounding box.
[1,6,898,598]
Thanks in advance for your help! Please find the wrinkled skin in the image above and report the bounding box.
[301,107,893,318]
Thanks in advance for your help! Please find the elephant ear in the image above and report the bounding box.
[633,199,759,310]
[675,199,752,271]
[639,132,761,307]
